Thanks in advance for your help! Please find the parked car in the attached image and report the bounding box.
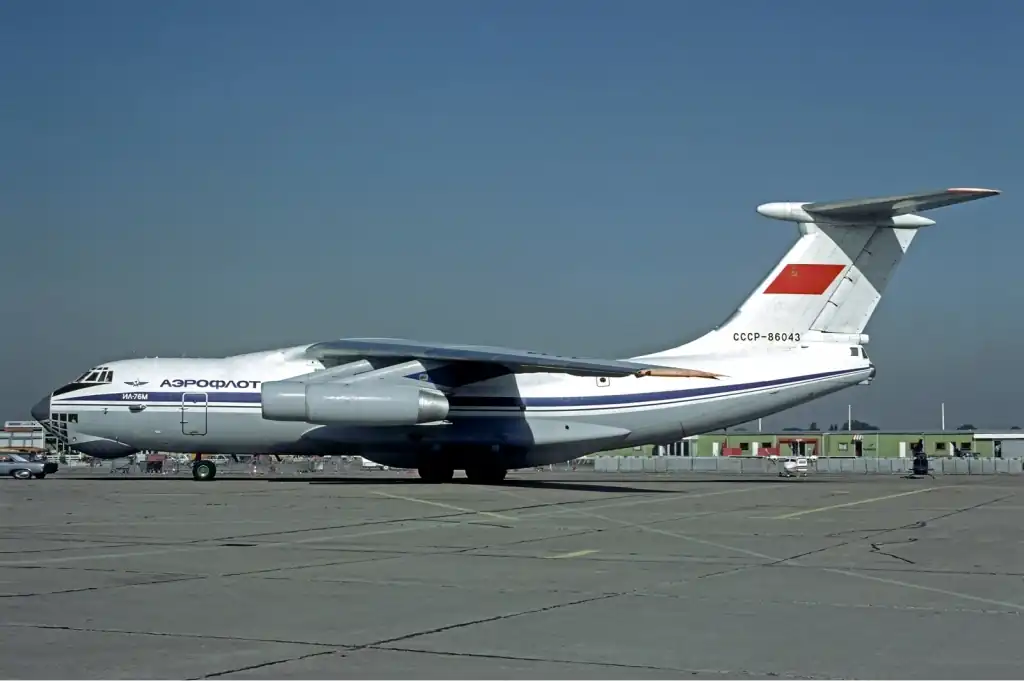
[0,451,58,479]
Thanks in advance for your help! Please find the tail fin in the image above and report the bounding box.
[666,188,1000,354]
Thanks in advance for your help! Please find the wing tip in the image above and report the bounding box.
[947,187,1001,196]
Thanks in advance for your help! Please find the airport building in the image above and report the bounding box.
[0,420,48,451]
[0,420,77,457]
[640,430,1024,458]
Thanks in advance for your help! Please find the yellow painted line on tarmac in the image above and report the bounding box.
[515,484,782,520]
[771,486,945,520]
[824,567,1024,612]
[371,490,517,521]
[546,549,598,559]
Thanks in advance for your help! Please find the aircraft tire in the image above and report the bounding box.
[464,465,508,485]
[193,460,217,481]
[417,464,454,483]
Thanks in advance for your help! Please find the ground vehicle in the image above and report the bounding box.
[0,451,58,479]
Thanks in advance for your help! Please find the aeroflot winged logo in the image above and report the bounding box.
[159,379,263,389]
[124,380,149,387]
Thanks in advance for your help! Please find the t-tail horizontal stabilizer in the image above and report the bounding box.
[654,185,1001,354]
[757,187,1000,227]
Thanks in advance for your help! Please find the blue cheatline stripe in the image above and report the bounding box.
[53,367,864,410]
[468,367,861,408]
[60,391,260,404]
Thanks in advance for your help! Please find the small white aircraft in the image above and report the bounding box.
[33,187,999,483]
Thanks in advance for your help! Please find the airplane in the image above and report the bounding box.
[31,187,1000,483]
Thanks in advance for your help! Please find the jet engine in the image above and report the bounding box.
[261,379,449,426]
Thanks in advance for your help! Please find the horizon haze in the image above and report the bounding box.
[1,0,1019,431]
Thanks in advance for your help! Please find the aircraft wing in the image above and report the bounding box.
[803,187,1000,220]
[305,338,721,379]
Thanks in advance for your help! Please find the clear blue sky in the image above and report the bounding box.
[1,0,1019,430]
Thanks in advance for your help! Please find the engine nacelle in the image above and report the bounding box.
[261,380,449,426]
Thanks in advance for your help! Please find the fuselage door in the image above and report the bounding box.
[181,393,208,436]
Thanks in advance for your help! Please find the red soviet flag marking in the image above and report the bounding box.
[764,264,845,295]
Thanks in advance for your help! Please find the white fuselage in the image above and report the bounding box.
[39,341,873,469]
[32,185,997,476]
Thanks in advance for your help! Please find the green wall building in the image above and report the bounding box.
[603,431,1024,458]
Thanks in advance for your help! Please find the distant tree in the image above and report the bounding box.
[841,419,879,431]
[957,424,976,431]
[809,421,819,431]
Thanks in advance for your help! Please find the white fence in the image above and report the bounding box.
[591,455,1023,475]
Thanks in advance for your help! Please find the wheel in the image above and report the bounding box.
[464,464,508,485]
[192,460,217,481]
[12,469,32,480]
[417,464,454,483]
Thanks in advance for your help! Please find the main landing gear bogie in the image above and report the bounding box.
[416,463,508,485]
[192,460,217,481]
[417,463,454,484]
[464,464,508,485]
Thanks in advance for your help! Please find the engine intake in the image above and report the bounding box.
[261,380,449,426]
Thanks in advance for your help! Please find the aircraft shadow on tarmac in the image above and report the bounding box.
[301,477,684,494]
[298,477,830,493]
[59,474,676,494]
[58,474,834,494]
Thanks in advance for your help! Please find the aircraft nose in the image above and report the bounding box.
[31,394,50,423]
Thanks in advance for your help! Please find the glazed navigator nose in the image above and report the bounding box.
[31,394,50,423]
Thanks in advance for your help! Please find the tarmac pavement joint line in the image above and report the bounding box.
[513,483,782,519]
[5,476,1019,679]
[770,486,947,520]
[545,549,599,559]
[12,478,1012,616]
[1,481,725,568]
[497,484,1024,612]
[370,489,518,521]
[821,568,1024,612]
[0,517,502,568]
[191,649,340,680]
[376,644,835,680]
[0,621,820,680]
[494,486,778,564]
[371,482,777,526]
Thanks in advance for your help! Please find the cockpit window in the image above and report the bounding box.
[76,367,114,385]
[53,367,116,396]
[55,370,104,396]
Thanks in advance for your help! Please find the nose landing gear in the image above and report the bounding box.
[192,457,217,481]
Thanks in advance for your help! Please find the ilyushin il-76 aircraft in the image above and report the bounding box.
[33,187,999,483]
